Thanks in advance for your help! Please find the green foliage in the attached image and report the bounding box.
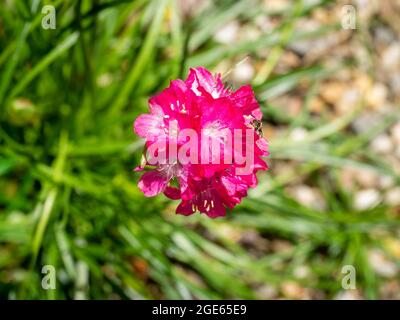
[0,0,399,300]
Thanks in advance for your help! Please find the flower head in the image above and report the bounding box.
[134,67,269,217]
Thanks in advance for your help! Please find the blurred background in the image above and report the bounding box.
[0,0,400,299]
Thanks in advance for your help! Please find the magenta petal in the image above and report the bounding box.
[164,186,181,200]
[256,137,269,156]
[231,85,262,120]
[186,67,228,98]
[176,200,196,216]
[148,97,164,116]
[204,202,226,218]
[133,114,164,140]
[138,170,168,197]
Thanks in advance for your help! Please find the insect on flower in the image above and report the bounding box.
[250,119,263,137]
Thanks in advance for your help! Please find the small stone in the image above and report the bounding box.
[216,224,241,242]
[339,168,356,189]
[382,44,400,71]
[352,112,382,134]
[290,127,308,142]
[281,281,308,299]
[177,0,208,20]
[285,97,302,117]
[353,189,381,210]
[356,0,379,20]
[379,175,395,189]
[374,27,396,46]
[293,265,310,279]
[366,83,387,109]
[385,188,400,206]
[379,281,400,300]
[390,122,400,144]
[370,134,393,154]
[264,0,290,12]
[389,74,400,94]
[309,96,325,113]
[254,15,275,33]
[281,51,301,68]
[239,26,260,41]
[232,59,254,84]
[288,185,325,210]
[336,89,360,115]
[353,168,379,188]
[320,81,345,105]
[256,285,277,299]
[214,21,239,45]
[271,240,293,252]
[354,72,372,94]
[368,249,398,278]
[386,156,400,175]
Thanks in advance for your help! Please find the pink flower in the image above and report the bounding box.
[133,67,269,218]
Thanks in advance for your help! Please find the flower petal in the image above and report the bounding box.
[202,200,226,218]
[138,170,168,197]
[176,200,196,216]
[164,186,181,200]
[133,114,164,141]
[186,67,229,99]
[231,85,262,120]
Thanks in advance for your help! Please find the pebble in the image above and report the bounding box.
[389,73,400,95]
[214,21,239,45]
[374,27,396,46]
[370,134,393,154]
[289,185,325,210]
[390,122,400,144]
[281,281,308,299]
[339,168,356,189]
[379,175,395,189]
[309,96,325,113]
[353,189,381,210]
[354,72,372,92]
[336,89,360,115]
[385,188,400,206]
[254,15,275,33]
[382,44,400,71]
[356,0,379,21]
[351,112,382,134]
[320,81,345,105]
[354,169,378,188]
[232,59,254,83]
[264,0,290,12]
[255,285,277,299]
[366,83,388,109]
[293,265,310,279]
[290,127,308,142]
[368,249,398,278]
